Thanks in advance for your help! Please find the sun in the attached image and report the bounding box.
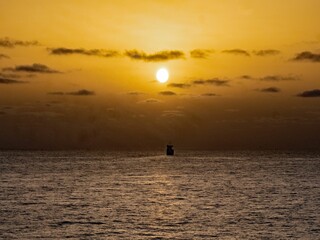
[156,68,169,83]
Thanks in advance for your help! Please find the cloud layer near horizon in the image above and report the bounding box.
[0,77,27,84]
[297,89,320,97]
[0,77,26,84]
[48,48,120,57]
[0,37,40,48]
[159,91,176,96]
[259,75,298,81]
[48,89,95,96]
[252,49,281,56]
[190,49,214,59]
[167,83,191,89]
[47,46,284,62]
[258,87,281,93]
[125,50,185,62]
[201,93,217,97]
[222,49,250,56]
[3,63,60,73]
[192,78,229,86]
[293,51,320,62]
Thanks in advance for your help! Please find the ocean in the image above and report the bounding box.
[0,151,319,239]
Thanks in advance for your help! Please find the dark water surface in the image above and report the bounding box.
[1,151,320,239]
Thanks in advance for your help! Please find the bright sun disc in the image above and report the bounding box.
[156,68,169,83]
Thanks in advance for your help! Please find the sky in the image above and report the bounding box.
[0,0,320,150]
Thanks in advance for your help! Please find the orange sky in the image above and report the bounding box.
[0,0,320,150]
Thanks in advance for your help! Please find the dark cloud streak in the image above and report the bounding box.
[0,37,40,48]
[139,98,162,103]
[260,75,298,81]
[49,48,120,58]
[192,78,229,86]
[48,89,95,96]
[253,49,281,56]
[222,49,250,56]
[0,77,27,84]
[297,89,320,97]
[0,73,21,79]
[167,83,191,89]
[3,63,61,73]
[127,92,144,96]
[258,87,281,93]
[190,49,214,59]
[201,93,217,97]
[159,91,176,96]
[125,50,185,62]
[240,75,253,79]
[292,51,320,62]
[67,89,95,96]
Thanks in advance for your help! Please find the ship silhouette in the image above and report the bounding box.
[166,145,174,156]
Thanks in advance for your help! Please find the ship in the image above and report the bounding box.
[166,145,174,156]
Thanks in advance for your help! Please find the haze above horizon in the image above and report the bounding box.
[0,0,319,150]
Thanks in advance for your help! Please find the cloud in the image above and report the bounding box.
[0,37,40,48]
[48,90,95,96]
[0,73,21,79]
[190,49,214,59]
[192,78,229,86]
[125,50,185,62]
[66,89,95,96]
[3,63,61,73]
[252,49,281,56]
[0,77,26,84]
[297,89,320,97]
[260,75,298,81]
[127,91,144,95]
[0,73,36,80]
[201,93,218,97]
[292,51,320,62]
[223,49,280,57]
[25,74,37,78]
[138,98,162,103]
[222,49,250,56]
[240,75,298,81]
[258,87,281,93]
[159,91,176,96]
[48,48,120,58]
[240,75,253,79]
[167,83,191,88]
[0,54,10,59]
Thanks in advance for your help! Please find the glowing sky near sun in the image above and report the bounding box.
[0,0,320,150]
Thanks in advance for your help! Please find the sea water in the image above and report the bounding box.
[0,151,319,239]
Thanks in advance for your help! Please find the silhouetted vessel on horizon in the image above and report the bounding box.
[166,145,174,156]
